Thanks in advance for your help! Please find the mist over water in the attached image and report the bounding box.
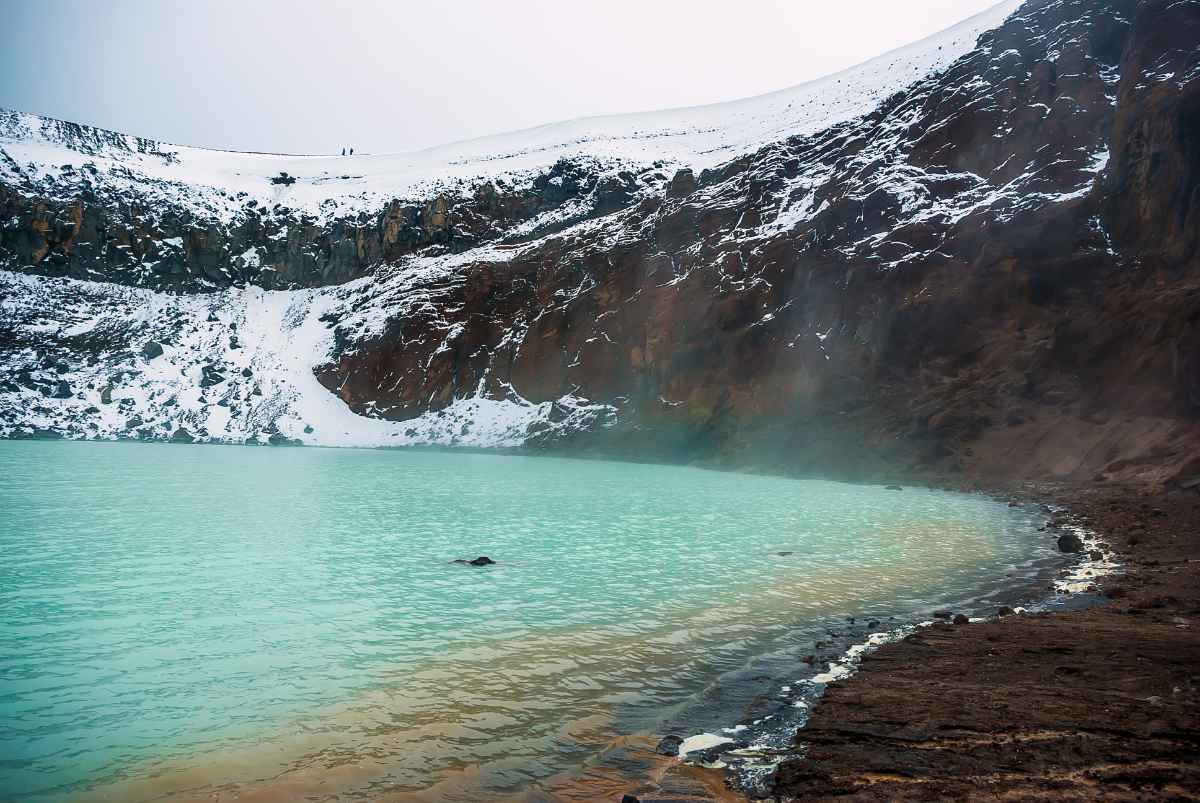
[0,441,1053,801]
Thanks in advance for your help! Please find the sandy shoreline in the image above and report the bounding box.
[649,482,1200,801]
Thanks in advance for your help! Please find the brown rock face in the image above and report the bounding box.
[312,0,1200,483]
[1104,0,1200,270]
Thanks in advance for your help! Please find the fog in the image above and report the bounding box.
[2,0,1001,154]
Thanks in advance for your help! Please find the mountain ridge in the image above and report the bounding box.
[2,0,1198,490]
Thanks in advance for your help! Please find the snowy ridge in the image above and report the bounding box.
[0,2,1019,223]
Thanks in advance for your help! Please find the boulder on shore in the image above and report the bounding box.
[655,734,683,756]
[1057,532,1085,553]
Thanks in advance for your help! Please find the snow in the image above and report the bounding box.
[678,733,735,756]
[0,2,1021,224]
[0,269,616,448]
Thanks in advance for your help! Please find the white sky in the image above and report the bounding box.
[0,0,1005,155]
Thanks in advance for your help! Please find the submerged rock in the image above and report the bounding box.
[451,556,496,566]
[885,485,904,491]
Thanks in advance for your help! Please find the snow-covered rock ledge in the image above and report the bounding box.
[0,270,616,447]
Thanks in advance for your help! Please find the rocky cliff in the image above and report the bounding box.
[1,0,1197,487]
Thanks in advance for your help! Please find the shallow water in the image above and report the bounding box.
[0,441,1053,801]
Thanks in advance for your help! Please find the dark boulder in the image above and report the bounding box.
[952,613,970,625]
[141,340,164,360]
[50,380,73,399]
[655,734,683,756]
[451,556,496,566]
[665,168,697,198]
[998,605,1016,617]
[1057,531,1085,553]
[170,427,194,443]
[199,365,225,388]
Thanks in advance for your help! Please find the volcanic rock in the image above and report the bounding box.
[1057,532,1086,553]
[655,735,684,756]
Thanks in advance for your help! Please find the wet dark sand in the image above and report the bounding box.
[730,485,1200,801]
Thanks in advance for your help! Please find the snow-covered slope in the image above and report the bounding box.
[0,2,1019,224]
[0,269,614,447]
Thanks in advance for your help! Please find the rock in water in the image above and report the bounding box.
[953,614,969,625]
[451,556,496,566]
[655,734,683,756]
[1057,532,1085,553]
[885,485,904,491]
[997,606,1016,617]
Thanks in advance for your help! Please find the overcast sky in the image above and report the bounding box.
[1,0,1003,155]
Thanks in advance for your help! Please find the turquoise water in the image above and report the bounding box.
[0,441,1050,801]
